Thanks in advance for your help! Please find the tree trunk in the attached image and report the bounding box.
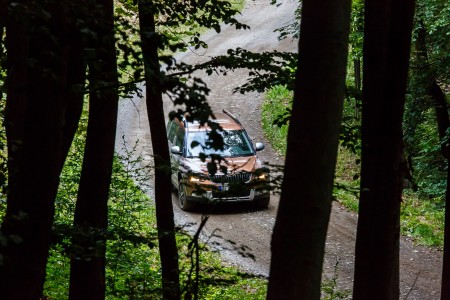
[443,163,450,299]
[138,2,181,299]
[69,0,118,298]
[59,23,86,170]
[267,0,351,299]
[352,1,415,299]
[0,1,70,297]
[354,58,361,92]
[415,21,449,158]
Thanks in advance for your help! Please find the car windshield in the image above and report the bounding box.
[187,130,254,158]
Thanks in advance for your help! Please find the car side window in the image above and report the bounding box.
[167,120,177,144]
[175,127,185,150]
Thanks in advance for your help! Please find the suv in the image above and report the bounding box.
[166,109,270,210]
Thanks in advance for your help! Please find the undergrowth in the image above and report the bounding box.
[262,84,445,248]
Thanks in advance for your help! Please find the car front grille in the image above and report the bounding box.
[210,172,251,183]
[212,189,251,199]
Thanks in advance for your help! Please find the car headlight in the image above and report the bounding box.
[189,176,200,183]
[257,173,267,180]
[254,168,270,181]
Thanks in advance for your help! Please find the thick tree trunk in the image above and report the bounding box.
[138,2,181,299]
[352,1,415,299]
[68,0,118,298]
[267,0,351,299]
[0,1,70,297]
[60,25,86,169]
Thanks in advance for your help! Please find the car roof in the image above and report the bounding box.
[180,111,243,132]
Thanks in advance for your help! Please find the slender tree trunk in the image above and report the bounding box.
[138,2,181,299]
[69,0,118,298]
[352,1,415,299]
[354,58,361,92]
[415,22,449,157]
[0,1,70,297]
[443,164,450,299]
[267,1,351,299]
[354,58,362,118]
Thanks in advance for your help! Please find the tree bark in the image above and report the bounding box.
[59,20,86,170]
[352,1,415,299]
[0,0,70,297]
[267,0,351,299]
[138,2,181,299]
[69,0,118,298]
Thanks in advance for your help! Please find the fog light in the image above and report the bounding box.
[189,176,200,183]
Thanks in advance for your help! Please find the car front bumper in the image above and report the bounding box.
[187,188,269,203]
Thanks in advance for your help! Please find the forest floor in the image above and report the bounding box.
[116,0,443,298]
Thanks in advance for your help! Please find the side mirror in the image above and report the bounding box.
[170,145,182,155]
[255,142,265,151]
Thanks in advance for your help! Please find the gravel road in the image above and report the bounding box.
[116,1,443,298]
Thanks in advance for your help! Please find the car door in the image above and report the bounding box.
[167,120,179,186]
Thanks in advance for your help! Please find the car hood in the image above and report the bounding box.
[182,156,262,175]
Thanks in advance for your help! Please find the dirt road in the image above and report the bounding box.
[116,1,443,298]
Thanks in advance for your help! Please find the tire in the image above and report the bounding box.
[255,196,270,209]
[178,181,194,211]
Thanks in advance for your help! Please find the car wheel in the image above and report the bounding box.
[255,196,270,209]
[178,181,193,211]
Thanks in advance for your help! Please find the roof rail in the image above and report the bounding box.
[222,109,243,127]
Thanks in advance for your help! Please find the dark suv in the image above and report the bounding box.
[166,109,270,210]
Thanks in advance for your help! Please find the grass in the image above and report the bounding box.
[261,85,291,155]
[261,84,445,248]
[400,191,445,247]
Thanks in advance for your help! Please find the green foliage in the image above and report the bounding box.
[404,106,447,199]
[401,191,445,247]
[261,85,292,155]
[403,0,449,200]
[349,0,364,60]
[333,146,360,212]
[415,0,450,82]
